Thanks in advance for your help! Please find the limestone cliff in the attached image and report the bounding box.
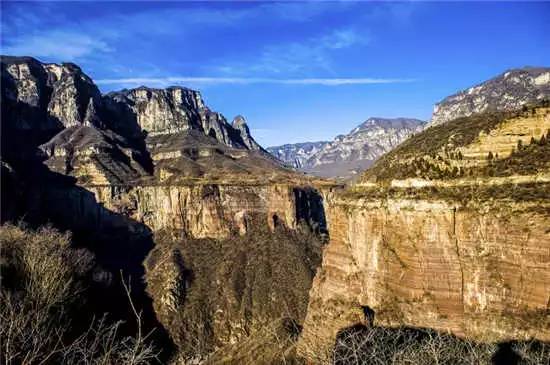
[1,55,330,362]
[298,103,550,362]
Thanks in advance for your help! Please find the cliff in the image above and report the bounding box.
[1,55,330,362]
[298,103,550,362]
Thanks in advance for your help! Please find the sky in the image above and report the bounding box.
[1,1,549,147]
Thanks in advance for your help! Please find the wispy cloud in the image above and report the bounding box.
[96,76,414,87]
[2,31,112,59]
[216,27,370,76]
[1,2,345,62]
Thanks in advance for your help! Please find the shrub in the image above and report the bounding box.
[331,325,549,365]
[0,224,158,364]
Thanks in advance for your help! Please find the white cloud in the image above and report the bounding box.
[96,76,414,87]
[2,31,112,60]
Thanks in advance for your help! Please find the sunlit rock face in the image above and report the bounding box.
[0,55,325,239]
[298,197,550,362]
[1,56,103,131]
[429,67,550,127]
[268,118,424,179]
[298,103,550,362]
[1,55,331,361]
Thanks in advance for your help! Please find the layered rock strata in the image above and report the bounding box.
[298,104,550,362]
[1,55,330,361]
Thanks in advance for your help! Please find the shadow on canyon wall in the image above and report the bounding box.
[1,157,174,361]
[333,318,546,365]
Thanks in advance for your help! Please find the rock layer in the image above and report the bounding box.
[1,55,330,361]
[298,104,550,362]
[298,197,550,361]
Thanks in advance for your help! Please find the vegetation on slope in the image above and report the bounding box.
[331,325,549,365]
[363,101,550,183]
[0,224,158,365]
[146,220,323,363]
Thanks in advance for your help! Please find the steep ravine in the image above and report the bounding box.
[297,104,550,363]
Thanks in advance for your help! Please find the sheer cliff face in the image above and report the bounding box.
[298,105,550,362]
[1,56,102,132]
[429,67,550,127]
[1,56,262,159]
[1,55,330,239]
[267,118,425,179]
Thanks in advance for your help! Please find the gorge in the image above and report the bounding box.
[1,55,550,364]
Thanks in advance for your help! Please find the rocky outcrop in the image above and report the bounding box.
[268,118,424,179]
[429,67,550,127]
[232,115,263,151]
[298,104,550,362]
[85,184,323,239]
[0,55,331,238]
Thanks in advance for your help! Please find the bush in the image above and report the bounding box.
[0,224,158,364]
[332,325,549,365]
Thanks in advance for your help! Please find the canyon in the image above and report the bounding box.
[2,55,550,364]
[0,55,331,362]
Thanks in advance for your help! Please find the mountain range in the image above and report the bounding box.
[268,118,425,179]
[269,67,550,179]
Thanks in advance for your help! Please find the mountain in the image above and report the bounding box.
[4,56,550,364]
[429,66,550,126]
[268,117,425,179]
[267,141,329,169]
[1,55,330,361]
[0,56,283,187]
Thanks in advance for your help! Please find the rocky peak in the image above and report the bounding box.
[232,115,262,151]
[353,117,426,133]
[1,56,274,185]
[105,85,205,135]
[1,55,102,131]
[268,117,424,178]
[429,66,550,126]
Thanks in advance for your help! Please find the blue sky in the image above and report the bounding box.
[2,1,549,146]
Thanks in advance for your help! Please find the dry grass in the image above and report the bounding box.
[363,102,549,183]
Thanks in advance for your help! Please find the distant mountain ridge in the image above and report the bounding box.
[268,117,425,179]
[429,66,550,126]
[266,141,329,169]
